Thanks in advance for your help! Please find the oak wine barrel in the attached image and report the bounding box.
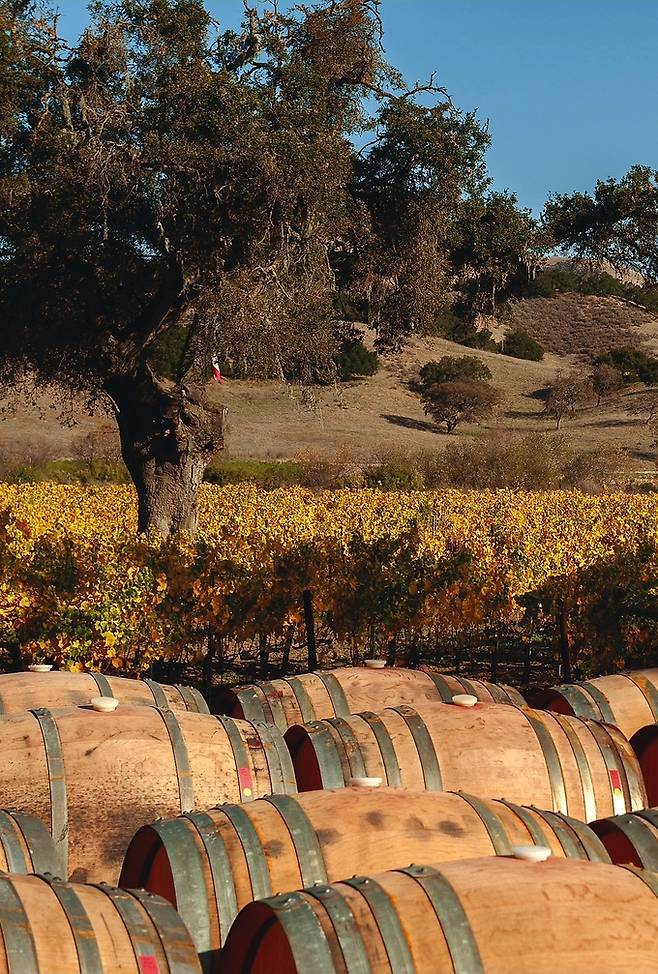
[534,669,658,741]
[0,809,62,877]
[217,666,525,731]
[285,701,646,821]
[0,704,295,884]
[221,856,658,974]
[0,872,200,973]
[121,787,608,963]
[0,670,209,714]
[631,723,658,806]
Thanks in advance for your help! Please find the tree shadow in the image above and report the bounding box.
[581,418,641,429]
[382,413,439,433]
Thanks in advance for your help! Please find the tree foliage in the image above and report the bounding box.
[0,0,496,533]
[595,347,658,386]
[501,329,544,362]
[543,166,658,282]
[421,379,501,433]
[417,355,492,391]
[543,375,587,430]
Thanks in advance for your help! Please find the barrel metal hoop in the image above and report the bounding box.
[216,715,254,801]
[456,793,511,855]
[501,684,527,707]
[264,795,328,888]
[609,814,658,870]
[619,864,658,900]
[314,672,350,718]
[152,818,212,955]
[236,686,271,725]
[497,801,549,848]
[400,865,484,974]
[304,721,347,789]
[548,712,598,822]
[157,707,195,813]
[553,813,611,863]
[526,807,584,859]
[0,812,29,873]
[40,874,103,973]
[89,671,113,698]
[0,875,39,972]
[267,891,336,974]
[599,723,646,811]
[252,720,296,795]
[130,888,203,974]
[175,684,200,713]
[425,672,454,703]
[343,876,414,973]
[482,681,507,704]
[390,706,443,791]
[519,709,568,813]
[328,717,368,779]
[220,803,273,900]
[187,687,210,715]
[96,885,162,969]
[186,810,239,945]
[357,713,402,788]
[287,676,316,725]
[30,708,68,870]
[580,682,616,725]
[307,883,371,974]
[144,678,170,711]
[635,808,658,830]
[6,810,63,876]
[623,673,658,722]
[586,719,632,815]
[554,684,600,720]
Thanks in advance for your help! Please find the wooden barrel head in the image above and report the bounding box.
[631,724,658,806]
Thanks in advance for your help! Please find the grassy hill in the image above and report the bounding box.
[2,297,658,476]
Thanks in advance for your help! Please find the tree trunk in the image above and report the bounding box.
[108,369,225,536]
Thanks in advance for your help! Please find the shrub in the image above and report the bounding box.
[501,329,544,361]
[596,346,658,386]
[334,340,379,380]
[418,355,492,390]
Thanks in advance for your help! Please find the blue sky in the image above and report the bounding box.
[56,0,658,214]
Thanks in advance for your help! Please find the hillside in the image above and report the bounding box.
[1,309,657,471]
[507,292,658,357]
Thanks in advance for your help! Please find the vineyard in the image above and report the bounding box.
[1,484,657,680]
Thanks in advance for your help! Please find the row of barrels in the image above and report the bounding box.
[0,695,650,884]
[1,664,658,972]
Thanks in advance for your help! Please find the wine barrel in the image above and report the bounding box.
[121,787,608,962]
[631,723,658,806]
[217,666,525,730]
[0,704,295,884]
[0,809,62,877]
[0,872,201,973]
[285,701,646,821]
[0,670,209,714]
[221,856,658,974]
[590,808,658,870]
[534,669,658,740]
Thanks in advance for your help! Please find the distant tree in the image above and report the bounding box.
[418,355,492,391]
[421,380,501,433]
[628,392,658,426]
[451,191,547,318]
[501,330,544,362]
[543,166,658,282]
[590,363,623,407]
[543,375,586,430]
[595,347,658,386]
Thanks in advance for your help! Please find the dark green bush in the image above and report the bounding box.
[418,355,492,389]
[501,329,544,361]
[334,340,379,380]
